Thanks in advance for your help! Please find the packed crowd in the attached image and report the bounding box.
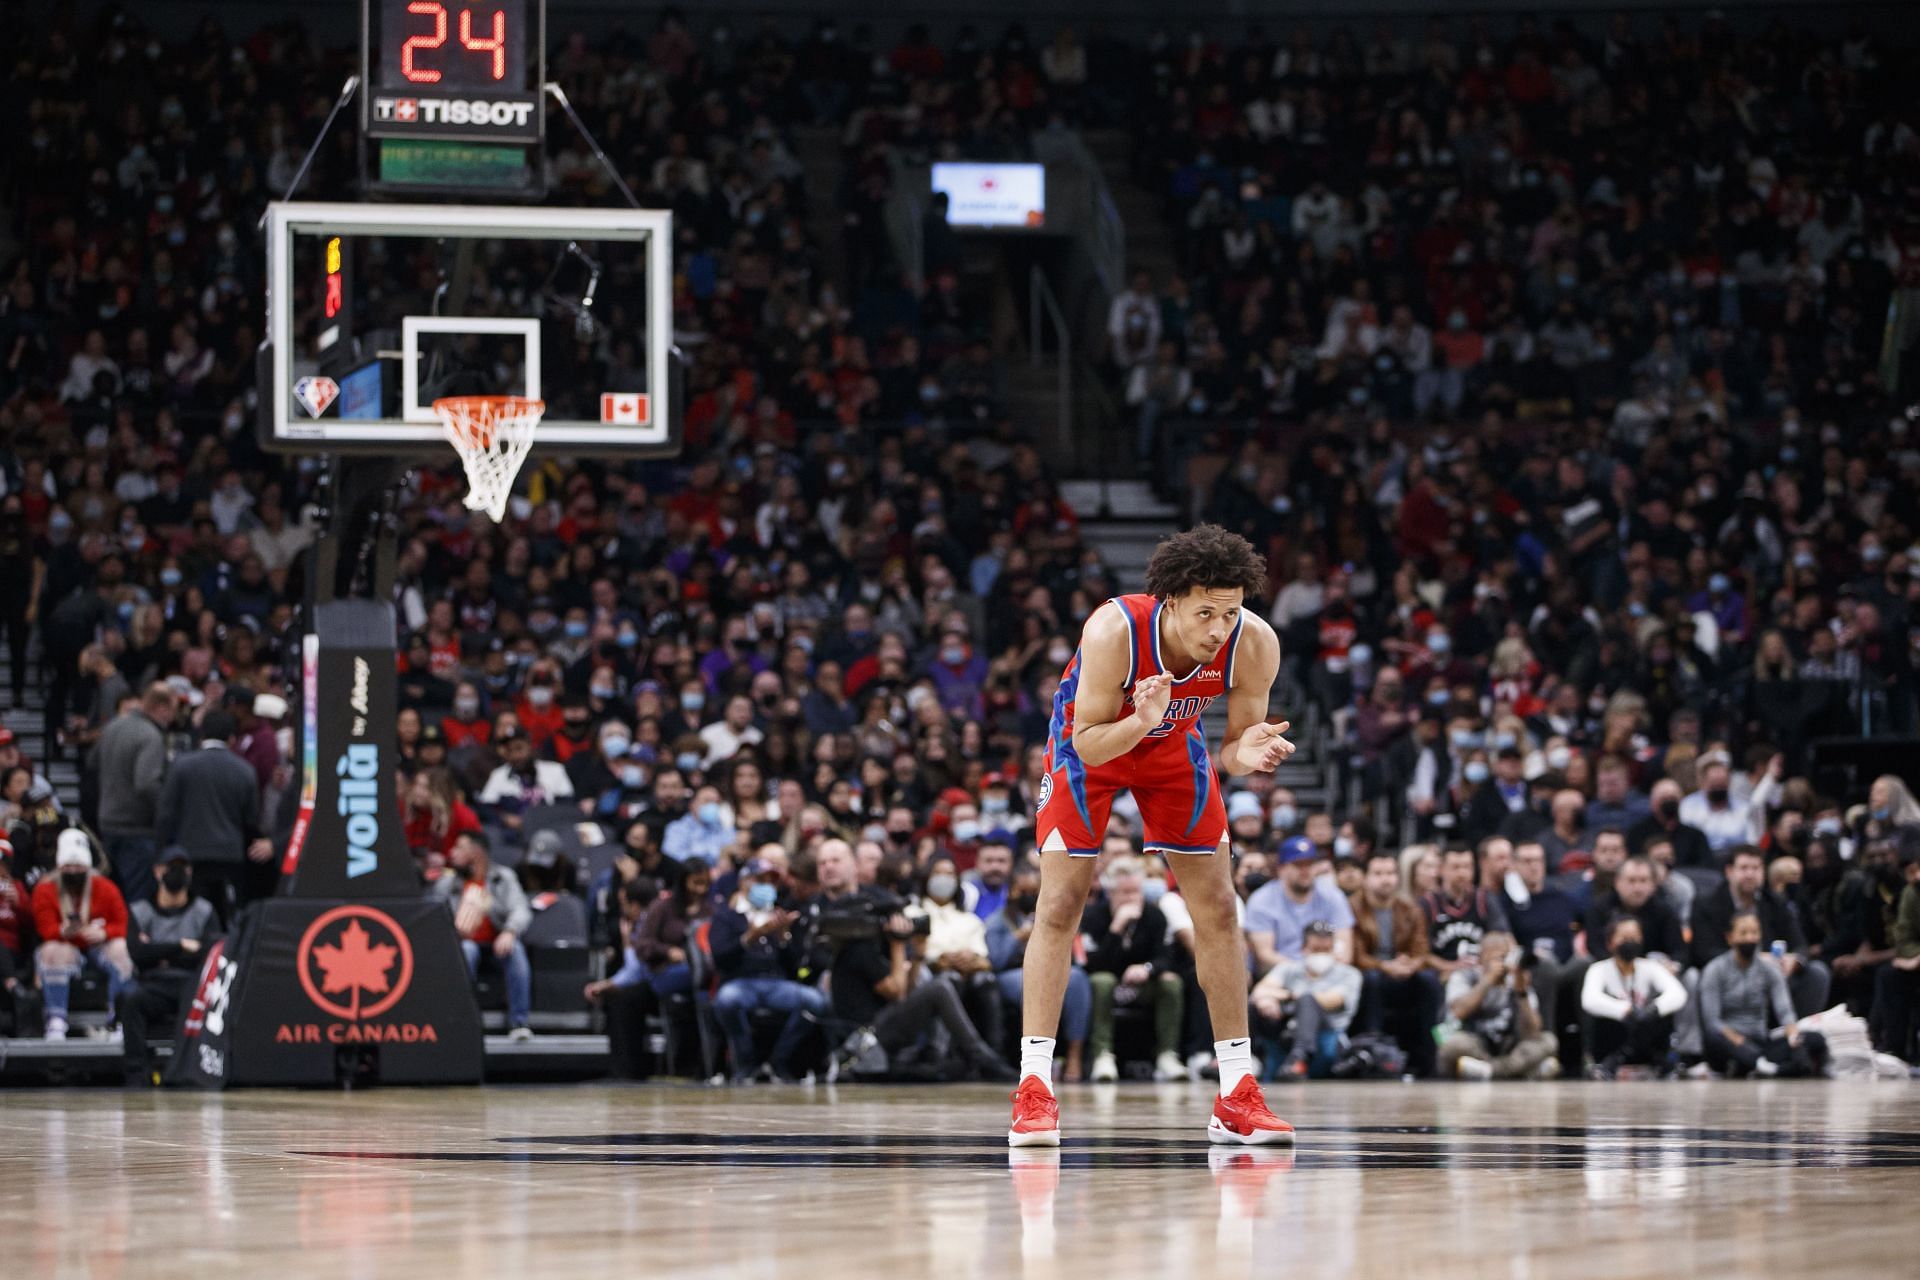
[2,10,1919,1085]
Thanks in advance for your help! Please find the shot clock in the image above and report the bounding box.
[363,0,542,145]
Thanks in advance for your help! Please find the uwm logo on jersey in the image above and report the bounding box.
[1144,693,1218,738]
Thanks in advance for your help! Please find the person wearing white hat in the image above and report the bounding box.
[30,828,135,1041]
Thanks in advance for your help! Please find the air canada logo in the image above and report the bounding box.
[295,905,415,1021]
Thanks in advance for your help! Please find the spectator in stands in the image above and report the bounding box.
[1563,828,1630,915]
[1462,748,1530,844]
[0,835,27,1029]
[663,784,736,867]
[1585,757,1650,834]
[1584,856,1686,967]
[1537,789,1590,871]
[94,682,178,898]
[964,835,1015,921]
[1349,850,1440,1077]
[989,861,1090,1083]
[1439,930,1560,1081]
[1827,837,1906,1045]
[1630,778,1713,869]
[33,830,133,1041]
[700,694,764,767]
[1679,756,1754,861]
[403,767,482,878]
[1083,854,1185,1082]
[1502,840,1583,1036]
[1879,843,1920,1062]
[1246,835,1355,972]
[635,860,712,1002]
[476,725,575,835]
[916,854,1004,1051]
[1693,845,1829,1017]
[1249,920,1362,1080]
[155,708,272,925]
[584,880,663,1080]
[432,832,533,1041]
[1420,845,1509,975]
[1582,915,1688,1080]
[1698,909,1827,1079]
[119,851,221,1087]
[815,839,1013,1081]
[710,858,827,1083]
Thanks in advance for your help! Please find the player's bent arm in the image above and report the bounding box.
[1220,617,1282,777]
[1070,603,1154,768]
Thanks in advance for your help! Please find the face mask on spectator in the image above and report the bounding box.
[1546,745,1572,771]
[591,684,615,701]
[1333,836,1354,858]
[926,873,958,902]
[677,752,702,773]
[1709,574,1730,595]
[1464,761,1490,784]
[698,801,723,826]
[1048,644,1072,666]
[1270,803,1297,831]
[1614,940,1643,963]
[61,870,89,894]
[1427,689,1449,707]
[952,819,981,843]
[1734,941,1758,961]
[940,642,966,665]
[682,693,705,714]
[161,866,188,892]
[617,631,640,648]
[1142,878,1168,905]
[620,764,646,788]
[747,882,778,911]
[527,686,554,709]
[982,794,1009,816]
[1707,787,1729,805]
[603,735,631,758]
[1427,633,1450,656]
[1303,952,1334,976]
[454,696,480,719]
[161,567,182,587]
[565,620,589,639]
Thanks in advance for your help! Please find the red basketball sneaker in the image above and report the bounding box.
[1207,1077,1296,1145]
[1007,1076,1061,1147]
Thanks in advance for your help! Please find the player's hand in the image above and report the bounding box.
[1131,673,1173,729]
[1237,719,1296,773]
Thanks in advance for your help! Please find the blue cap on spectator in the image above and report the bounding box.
[1276,835,1317,864]
[634,680,663,696]
[627,742,657,762]
[981,828,1016,847]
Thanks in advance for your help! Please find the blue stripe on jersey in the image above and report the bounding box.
[1221,612,1246,687]
[1116,597,1137,689]
[1063,749,1093,834]
[1184,730,1211,835]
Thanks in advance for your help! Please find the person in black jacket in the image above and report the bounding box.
[1584,856,1687,963]
[1460,748,1532,846]
[709,858,828,1082]
[119,852,223,1086]
[155,708,273,925]
[1081,855,1185,1082]
[1691,845,1830,1016]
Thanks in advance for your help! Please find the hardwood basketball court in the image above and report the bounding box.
[5,1081,1918,1277]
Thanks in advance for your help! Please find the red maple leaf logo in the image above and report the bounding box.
[310,920,398,1020]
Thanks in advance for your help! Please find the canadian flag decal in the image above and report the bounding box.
[600,392,651,425]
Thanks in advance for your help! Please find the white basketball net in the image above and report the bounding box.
[432,396,545,522]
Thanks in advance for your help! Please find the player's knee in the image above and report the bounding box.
[1034,887,1088,934]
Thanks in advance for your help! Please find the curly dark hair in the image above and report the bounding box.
[1142,524,1268,600]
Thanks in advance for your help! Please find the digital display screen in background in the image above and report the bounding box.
[932,163,1046,229]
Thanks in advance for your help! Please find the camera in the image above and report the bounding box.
[811,889,926,944]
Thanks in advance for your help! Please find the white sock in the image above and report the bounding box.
[1020,1037,1057,1091]
[1215,1038,1254,1093]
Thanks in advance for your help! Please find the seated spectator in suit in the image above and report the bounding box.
[1581,914,1688,1078]
[989,862,1090,1082]
[1082,855,1185,1082]
[431,831,534,1040]
[709,858,827,1083]
[476,725,576,836]
[1438,930,1560,1080]
[1698,909,1827,1078]
[1583,856,1686,967]
[1249,920,1361,1079]
[1349,851,1440,1077]
[1830,838,1905,1031]
[1692,845,1830,1017]
[33,830,133,1041]
[119,852,222,1086]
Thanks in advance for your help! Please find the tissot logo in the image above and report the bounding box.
[374,95,535,128]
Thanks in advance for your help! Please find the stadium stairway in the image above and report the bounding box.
[1081,130,1177,289]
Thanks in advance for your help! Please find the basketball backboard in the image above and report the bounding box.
[259,201,676,457]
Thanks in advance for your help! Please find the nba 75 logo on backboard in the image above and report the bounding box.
[293,376,339,417]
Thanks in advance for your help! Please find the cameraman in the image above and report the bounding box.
[807,839,1015,1080]
[1437,929,1560,1080]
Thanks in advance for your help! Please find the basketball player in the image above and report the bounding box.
[1009,525,1296,1147]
